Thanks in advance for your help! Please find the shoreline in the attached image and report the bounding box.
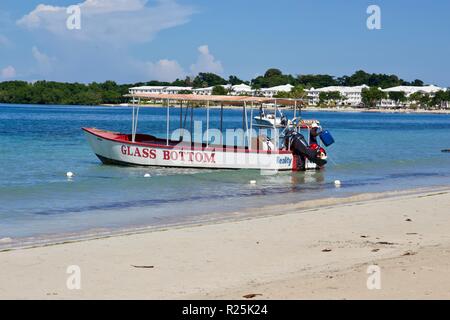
[1,185,448,252]
[1,185,450,299]
[102,103,450,115]
[2,103,450,115]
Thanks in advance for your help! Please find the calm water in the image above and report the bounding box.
[1,104,450,245]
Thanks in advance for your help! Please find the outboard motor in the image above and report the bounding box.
[284,130,327,169]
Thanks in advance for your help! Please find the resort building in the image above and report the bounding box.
[192,84,255,96]
[129,84,292,98]
[230,83,254,96]
[380,85,447,108]
[258,84,294,97]
[129,86,192,95]
[306,85,369,106]
[191,85,232,95]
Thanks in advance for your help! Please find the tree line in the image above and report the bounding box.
[0,69,448,106]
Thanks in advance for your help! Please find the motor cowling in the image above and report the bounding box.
[285,131,327,167]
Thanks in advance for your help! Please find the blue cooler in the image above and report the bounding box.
[319,130,335,147]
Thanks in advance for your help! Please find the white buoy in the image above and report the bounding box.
[144,173,151,178]
[334,180,341,187]
[66,171,74,178]
[250,180,257,185]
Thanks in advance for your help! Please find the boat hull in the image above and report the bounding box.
[83,128,301,171]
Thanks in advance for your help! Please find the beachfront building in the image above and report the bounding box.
[230,83,255,96]
[306,85,369,106]
[380,85,447,108]
[192,84,232,95]
[258,84,294,97]
[128,84,292,98]
[191,84,255,96]
[129,86,192,95]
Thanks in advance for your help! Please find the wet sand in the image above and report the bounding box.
[1,187,450,299]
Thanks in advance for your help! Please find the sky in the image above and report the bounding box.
[0,0,449,86]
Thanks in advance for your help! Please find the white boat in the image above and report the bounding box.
[253,107,288,128]
[83,94,331,171]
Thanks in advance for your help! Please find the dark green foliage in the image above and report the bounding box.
[192,73,227,88]
[361,87,388,108]
[211,85,228,95]
[297,74,338,88]
[251,68,296,89]
[388,91,407,102]
[0,80,129,105]
[0,69,440,106]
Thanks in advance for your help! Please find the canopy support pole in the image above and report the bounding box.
[131,96,135,142]
[183,101,188,129]
[179,101,183,140]
[206,100,210,147]
[190,104,194,145]
[133,98,140,142]
[274,99,278,150]
[166,99,170,146]
[220,103,224,145]
[249,102,254,150]
[244,101,249,148]
[242,103,246,132]
[294,100,297,119]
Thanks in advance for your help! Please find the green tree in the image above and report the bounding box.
[192,73,227,88]
[289,85,307,99]
[319,92,328,105]
[297,74,337,88]
[251,68,296,89]
[410,79,424,86]
[388,91,407,105]
[326,91,341,102]
[338,70,415,89]
[408,92,423,108]
[419,94,432,109]
[318,91,341,106]
[228,75,247,85]
[431,90,449,109]
[211,85,228,95]
[361,87,387,108]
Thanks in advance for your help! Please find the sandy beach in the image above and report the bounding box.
[1,187,450,300]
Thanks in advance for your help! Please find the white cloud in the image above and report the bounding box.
[1,66,16,79]
[145,59,186,82]
[32,46,55,75]
[190,45,223,75]
[136,45,224,82]
[0,34,11,47]
[17,0,195,45]
[17,4,65,29]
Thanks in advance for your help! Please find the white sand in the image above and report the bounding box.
[1,188,450,299]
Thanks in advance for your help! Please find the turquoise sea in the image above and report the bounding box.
[1,104,450,247]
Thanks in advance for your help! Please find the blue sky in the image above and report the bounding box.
[1,0,449,86]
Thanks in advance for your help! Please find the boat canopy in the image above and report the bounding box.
[124,93,304,106]
[123,93,306,146]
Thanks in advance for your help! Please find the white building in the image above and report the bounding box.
[380,85,447,107]
[306,85,369,106]
[129,83,295,98]
[192,84,232,95]
[230,83,254,96]
[129,86,192,95]
[259,84,294,97]
[192,84,255,96]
